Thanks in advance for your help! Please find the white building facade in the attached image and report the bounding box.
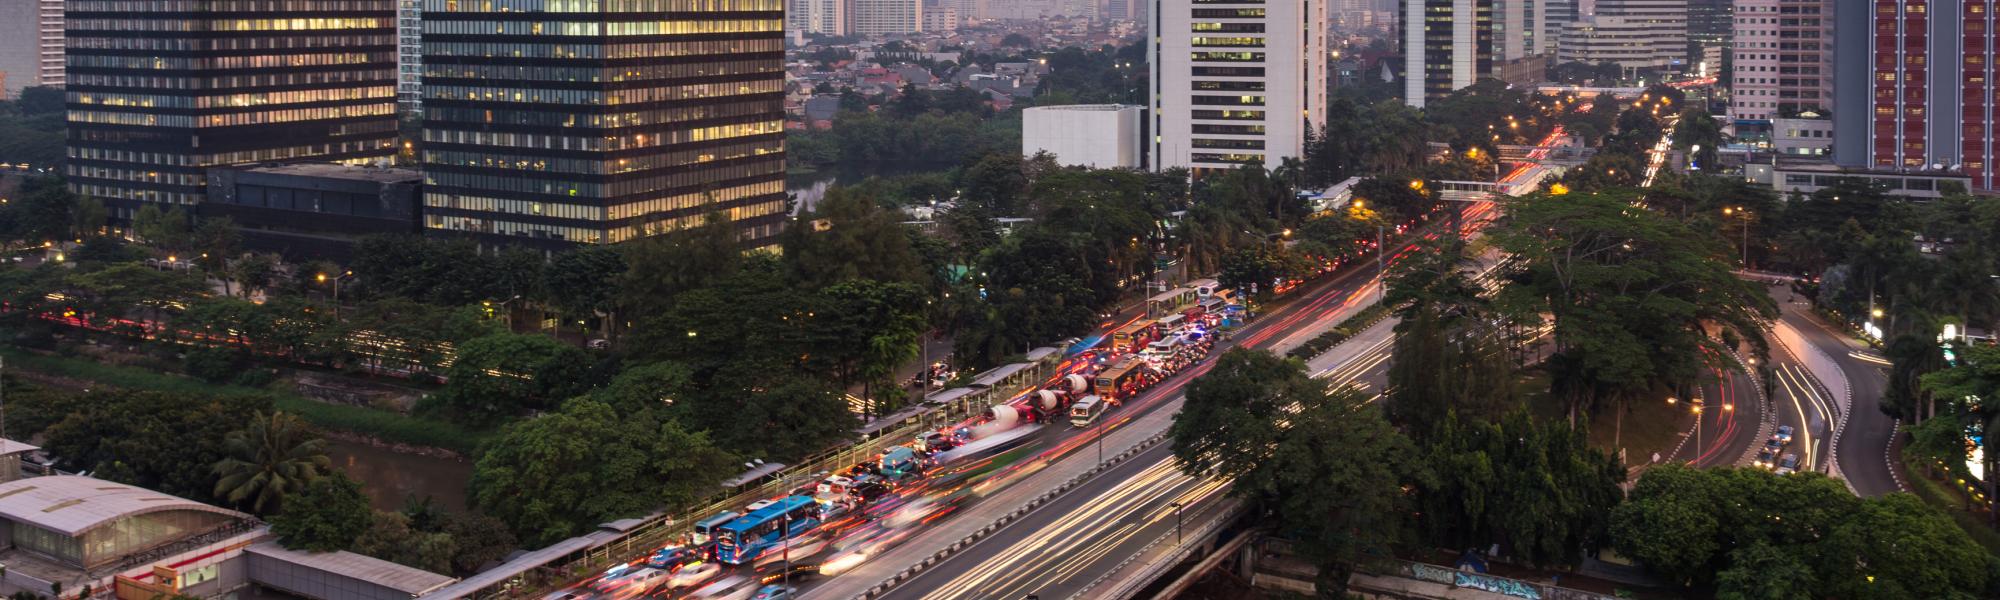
[398,0,421,113]
[1727,0,1828,122]
[852,0,922,36]
[1556,0,1688,76]
[1152,0,1328,172]
[1024,105,1145,169]
[38,0,62,88]
[790,0,848,36]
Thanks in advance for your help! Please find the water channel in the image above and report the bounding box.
[325,438,473,512]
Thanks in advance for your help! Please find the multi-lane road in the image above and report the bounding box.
[872,258,1409,600]
[782,206,1490,600]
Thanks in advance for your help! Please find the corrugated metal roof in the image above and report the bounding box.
[247,543,455,596]
[0,475,248,537]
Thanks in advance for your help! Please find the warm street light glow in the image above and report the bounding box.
[316,273,327,283]
[1666,396,1678,405]
[1871,308,1885,318]
[1549,183,1571,195]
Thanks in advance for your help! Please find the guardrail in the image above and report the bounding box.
[1074,498,1247,600]
[850,428,1175,600]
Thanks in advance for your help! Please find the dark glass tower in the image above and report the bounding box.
[65,0,400,215]
[419,0,788,249]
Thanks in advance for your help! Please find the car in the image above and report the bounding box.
[759,564,820,586]
[1775,453,1800,475]
[752,585,799,600]
[647,546,694,570]
[1773,425,1795,446]
[603,567,667,600]
[1753,448,1776,469]
[689,576,758,600]
[668,561,724,589]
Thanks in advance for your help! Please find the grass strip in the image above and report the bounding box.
[0,345,490,453]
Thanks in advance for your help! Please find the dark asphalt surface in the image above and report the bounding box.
[1770,284,1902,496]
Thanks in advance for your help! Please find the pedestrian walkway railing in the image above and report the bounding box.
[421,353,1064,599]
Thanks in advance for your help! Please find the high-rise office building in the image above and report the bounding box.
[65,0,400,214]
[1151,0,1328,172]
[1556,0,1687,76]
[790,0,848,36]
[852,0,923,36]
[1402,0,1493,107]
[420,0,788,248]
[398,0,422,114]
[1493,0,1548,59]
[1727,0,1828,122]
[1541,0,1576,56]
[1686,0,1732,47]
[1833,0,1997,192]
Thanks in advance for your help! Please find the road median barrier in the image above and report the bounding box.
[850,428,1174,599]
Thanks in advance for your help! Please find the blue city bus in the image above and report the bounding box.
[692,510,740,556]
[715,496,822,565]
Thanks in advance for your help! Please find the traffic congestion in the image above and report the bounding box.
[546,288,1237,600]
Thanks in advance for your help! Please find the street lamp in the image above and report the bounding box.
[1723,206,1750,267]
[1168,501,1184,544]
[318,271,355,319]
[1352,199,1386,303]
[1692,403,1705,464]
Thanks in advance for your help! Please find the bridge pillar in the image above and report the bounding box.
[1237,541,1258,580]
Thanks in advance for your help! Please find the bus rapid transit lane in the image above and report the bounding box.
[788,218,1455,600]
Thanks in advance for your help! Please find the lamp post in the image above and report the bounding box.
[1723,206,1750,267]
[1169,501,1184,544]
[1693,403,1704,464]
[316,271,355,320]
[1353,199,1387,304]
[782,511,792,589]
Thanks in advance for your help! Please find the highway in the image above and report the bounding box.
[757,205,1493,600]
[820,197,1507,600]
[874,297,1403,600]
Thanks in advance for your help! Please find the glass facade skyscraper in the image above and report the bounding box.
[419,0,788,249]
[64,0,401,214]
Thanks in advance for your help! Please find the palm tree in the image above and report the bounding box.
[212,411,332,515]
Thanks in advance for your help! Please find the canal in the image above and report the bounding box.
[325,438,474,513]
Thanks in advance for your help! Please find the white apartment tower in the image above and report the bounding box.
[790,0,849,35]
[1727,0,1828,121]
[1151,0,1329,173]
[852,0,923,36]
[398,0,421,113]
[38,0,62,88]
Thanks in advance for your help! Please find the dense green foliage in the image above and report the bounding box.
[0,88,66,170]
[39,390,270,504]
[212,411,333,515]
[272,475,375,551]
[1612,465,1996,597]
[469,399,735,547]
[1492,188,1775,435]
